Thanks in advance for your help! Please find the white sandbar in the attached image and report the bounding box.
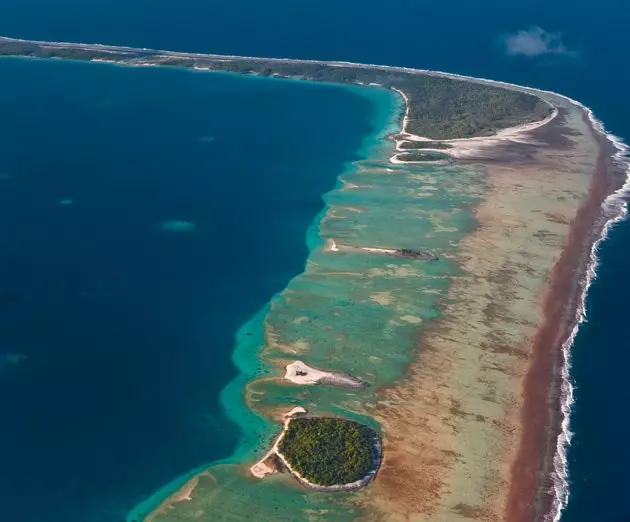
[285,361,332,385]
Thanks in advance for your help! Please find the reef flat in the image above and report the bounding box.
[2,36,624,522]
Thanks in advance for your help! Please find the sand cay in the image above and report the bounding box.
[8,37,624,522]
[284,361,365,388]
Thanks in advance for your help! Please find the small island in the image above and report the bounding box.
[284,360,366,388]
[397,140,453,150]
[396,248,439,261]
[393,151,451,163]
[278,417,381,490]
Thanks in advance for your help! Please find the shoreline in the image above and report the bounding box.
[546,110,630,520]
[4,35,627,521]
[503,108,622,520]
[129,68,402,521]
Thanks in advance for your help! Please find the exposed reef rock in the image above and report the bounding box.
[395,248,439,261]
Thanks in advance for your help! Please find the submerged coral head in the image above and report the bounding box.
[160,220,196,232]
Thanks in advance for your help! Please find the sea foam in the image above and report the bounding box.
[544,109,630,522]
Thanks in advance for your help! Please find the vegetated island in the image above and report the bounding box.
[278,417,381,489]
[252,408,381,491]
[0,37,552,141]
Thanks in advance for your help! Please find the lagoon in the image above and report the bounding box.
[0,57,388,522]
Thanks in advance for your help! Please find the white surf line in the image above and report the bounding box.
[547,110,630,522]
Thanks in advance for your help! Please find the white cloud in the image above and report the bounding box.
[503,27,572,58]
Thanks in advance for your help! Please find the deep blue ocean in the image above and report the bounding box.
[0,1,628,521]
[0,58,375,521]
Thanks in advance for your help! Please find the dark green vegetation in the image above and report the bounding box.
[202,61,551,139]
[0,38,552,140]
[398,140,453,150]
[396,151,451,162]
[0,40,128,61]
[278,417,377,486]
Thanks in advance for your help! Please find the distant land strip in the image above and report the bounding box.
[0,36,552,140]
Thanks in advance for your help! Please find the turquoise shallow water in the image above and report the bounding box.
[0,57,386,522]
[142,68,486,520]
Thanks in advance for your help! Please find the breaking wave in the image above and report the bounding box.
[545,108,630,522]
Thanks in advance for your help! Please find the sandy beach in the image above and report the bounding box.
[249,406,306,479]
